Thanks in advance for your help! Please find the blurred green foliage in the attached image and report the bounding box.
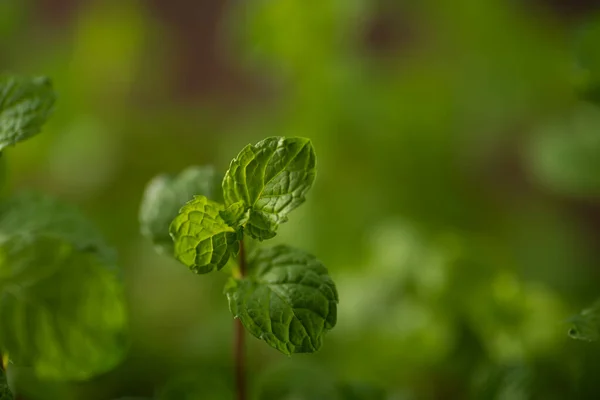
[2,0,600,398]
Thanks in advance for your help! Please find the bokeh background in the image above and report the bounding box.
[3,0,600,398]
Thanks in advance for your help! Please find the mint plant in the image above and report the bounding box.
[0,74,129,399]
[0,72,338,400]
[139,137,339,399]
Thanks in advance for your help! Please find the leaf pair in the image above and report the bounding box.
[139,137,338,355]
[140,137,317,274]
[173,137,316,274]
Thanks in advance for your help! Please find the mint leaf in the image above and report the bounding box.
[0,192,115,263]
[568,299,600,341]
[139,166,216,255]
[0,235,128,380]
[0,75,56,151]
[222,137,316,240]
[225,245,337,355]
[0,192,127,380]
[170,195,241,274]
[526,104,600,197]
[219,201,248,227]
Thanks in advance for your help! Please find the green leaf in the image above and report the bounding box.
[139,166,216,255]
[225,245,338,355]
[222,137,316,240]
[0,235,128,380]
[170,195,241,274]
[0,192,128,380]
[568,299,600,341]
[219,201,248,227]
[0,75,56,151]
[0,192,115,263]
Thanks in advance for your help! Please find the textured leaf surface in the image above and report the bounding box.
[0,75,55,151]
[568,299,600,341]
[170,195,240,274]
[139,166,215,255]
[226,245,337,354]
[0,235,128,380]
[219,201,248,227]
[222,137,316,240]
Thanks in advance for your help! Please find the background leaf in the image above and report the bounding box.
[139,165,216,255]
[226,245,337,354]
[222,137,316,240]
[0,75,55,151]
[0,235,128,380]
[568,299,600,342]
[169,195,240,274]
[0,192,116,263]
[0,192,128,381]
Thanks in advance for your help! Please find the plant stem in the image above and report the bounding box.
[235,240,247,400]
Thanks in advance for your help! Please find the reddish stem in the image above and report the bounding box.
[235,240,247,400]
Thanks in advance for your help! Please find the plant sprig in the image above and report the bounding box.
[140,136,338,399]
[140,137,338,354]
